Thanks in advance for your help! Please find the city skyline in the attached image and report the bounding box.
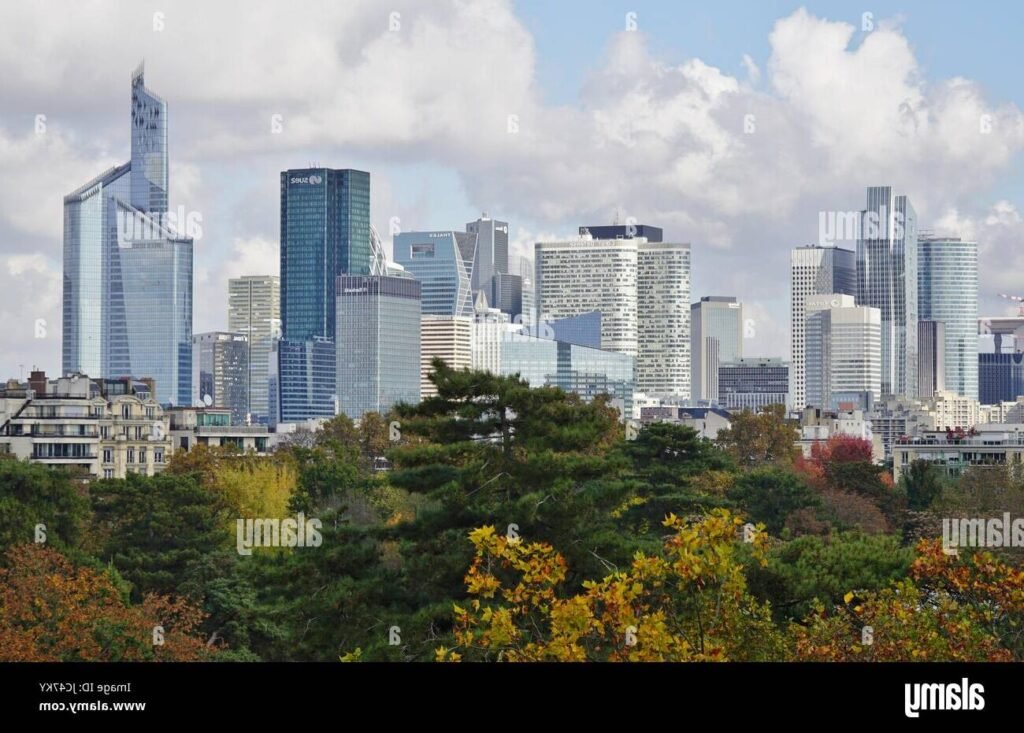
[4,2,1024,381]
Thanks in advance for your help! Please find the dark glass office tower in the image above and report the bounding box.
[275,168,371,423]
[280,168,371,341]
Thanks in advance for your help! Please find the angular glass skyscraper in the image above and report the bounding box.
[857,186,918,398]
[918,235,978,400]
[62,64,192,407]
[394,231,475,316]
[275,168,371,423]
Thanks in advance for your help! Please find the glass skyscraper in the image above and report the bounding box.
[228,275,280,423]
[918,235,978,400]
[857,186,918,398]
[335,274,421,419]
[275,168,372,423]
[280,168,371,342]
[394,231,475,316]
[691,296,743,402]
[62,64,192,407]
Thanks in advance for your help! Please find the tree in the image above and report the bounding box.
[439,510,785,661]
[0,544,214,661]
[0,460,88,553]
[88,472,233,599]
[726,468,819,535]
[901,459,945,511]
[716,405,799,468]
[746,532,913,622]
[791,540,1023,661]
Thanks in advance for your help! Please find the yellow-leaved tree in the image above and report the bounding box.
[437,510,786,662]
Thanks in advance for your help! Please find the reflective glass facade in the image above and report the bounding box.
[62,67,192,407]
[918,236,978,400]
[280,168,371,342]
[857,186,918,397]
[269,338,336,425]
[500,334,634,416]
[335,275,421,419]
[394,231,474,316]
[979,353,1024,404]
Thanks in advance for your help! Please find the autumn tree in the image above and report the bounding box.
[439,510,786,662]
[791,539,1024,661]
[0,544,213,661]
[716,405,799,469]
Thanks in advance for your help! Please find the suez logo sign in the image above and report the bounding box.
[289,174,323,185]
[905,678,985,718]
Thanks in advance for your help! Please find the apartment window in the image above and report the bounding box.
[103,448,112,464]
[101,425,110,438]
[146,407,155,418]
[139,448,147,464]
[127,447,135,464]
[122,404,131,419]
[103,469,114,479]
[155,449,164,464]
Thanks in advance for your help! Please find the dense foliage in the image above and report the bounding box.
[2,362,1022,662]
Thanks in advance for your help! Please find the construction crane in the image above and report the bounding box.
[998,293,1024,316]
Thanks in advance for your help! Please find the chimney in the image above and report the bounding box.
[28,370,47,396]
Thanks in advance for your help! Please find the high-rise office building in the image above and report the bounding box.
[789,245,856,410]
[918,235,978,400]
[192,332,248,424]
[395,230,475,317]
[63,64,193,406]
[519,256,536,326]
[268,338,337,426]
[857,186,918,398]
[275,168,371,423]
[489,272,523,320]
[465,215,509,293]
[535,233,690,399]
[691,297,742,402]
[535,234,639,356]
[805,294,881,410]
[228,275,280,423]
[637,242,691,398]
[420,315,473,399]
[335,274,421,419]
[978,328,1024,404]
[280,168,371,342]
[918,320,946,401]
[718,358,790,411]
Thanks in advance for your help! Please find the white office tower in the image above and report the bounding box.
[857,186,919,398]
[790,245,856,410]
[535,233,691,399]
[420,315,472,399]
[691,297,742,402]
[471,291,512,376]
[228,275,281,424]
[805,294,882,409]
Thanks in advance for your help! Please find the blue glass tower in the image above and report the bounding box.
[275,168,371,423]
[394,231,474,316]
[62,63,192,407]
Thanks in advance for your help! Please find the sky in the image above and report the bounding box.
[1,0,1023,381]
